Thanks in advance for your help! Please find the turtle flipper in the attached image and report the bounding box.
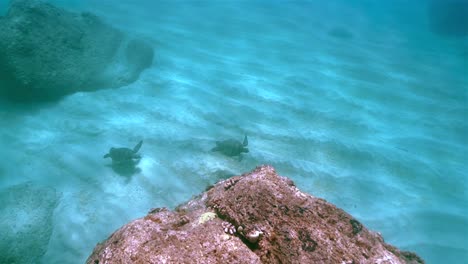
[211,141,221,152]
[103,153,110,158]
[133,140,143,153]
[243,135,248,147]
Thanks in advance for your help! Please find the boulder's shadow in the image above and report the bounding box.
[107,160,141,179]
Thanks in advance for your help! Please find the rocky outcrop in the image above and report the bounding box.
[428,0,468,37]
[0,182,60,264]
[87,166,424,264]
[0,0,154,102]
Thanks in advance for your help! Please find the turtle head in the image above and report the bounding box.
[103,148,116,158]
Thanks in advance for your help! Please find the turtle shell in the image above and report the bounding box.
[214,139,248,157]
[107,147,137,162]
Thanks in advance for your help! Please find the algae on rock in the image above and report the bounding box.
[87,166,424,264]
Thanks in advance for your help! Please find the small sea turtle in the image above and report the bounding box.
[212,135,249,158]
[104,140,143,164]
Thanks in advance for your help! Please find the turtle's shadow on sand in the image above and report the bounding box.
[107,160,141,179]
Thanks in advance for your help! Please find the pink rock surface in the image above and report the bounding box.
[87,165,424,264]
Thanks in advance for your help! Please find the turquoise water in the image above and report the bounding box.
[0,0,467,263]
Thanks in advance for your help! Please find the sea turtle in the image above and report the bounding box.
[103,140,143,164]
[212,135,249,158]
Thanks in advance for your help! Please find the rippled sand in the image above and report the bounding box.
[0,1,466,263]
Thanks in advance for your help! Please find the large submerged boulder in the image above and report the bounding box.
[0,182,60,264]
[0,0,154,102]
[428,0,468,37]
[87,166,424,264]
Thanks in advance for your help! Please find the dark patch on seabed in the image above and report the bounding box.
[428,0,468,37]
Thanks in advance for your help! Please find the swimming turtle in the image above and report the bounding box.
[104,140,143,164]
[212,135,249,158]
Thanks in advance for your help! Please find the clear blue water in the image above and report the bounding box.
[0,1,467,263]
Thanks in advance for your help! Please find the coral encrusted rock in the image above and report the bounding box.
[0,0,153,102]
[86,165,424,264]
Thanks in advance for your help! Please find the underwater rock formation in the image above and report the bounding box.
[87,166,424,264]
[0,0,154,102]
[0,182,60,264]
[428,0,468,37]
